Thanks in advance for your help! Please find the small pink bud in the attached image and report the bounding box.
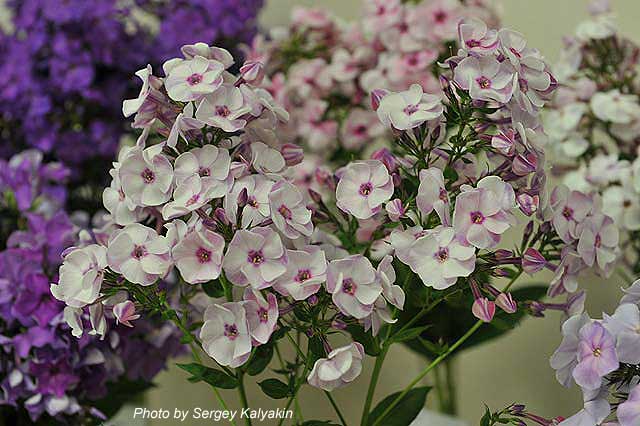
[237,188,249,207]
[239,61,265,85]
[280,143,304,166]
[370,89,389,111]
[308,188,323,204]
[495,293,517,314]
[517,193,539,216]
[214,207,230,225]
[512,152,537,176]
[331,318,347,330]
[493,249,513,260]
[439,75,450,90]
[522,247,546,275]
[307,294,319,306]
[113,301,140,327]
[371,148,398,172]
[385,199,405,222]
[472,297,496,322]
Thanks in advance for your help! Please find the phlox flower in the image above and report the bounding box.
[576,213,619,274]
[550,313,592,387]
[106,223,171,286]
[243,289,279,345]
[113,301,140,328]
[453,56,516,104]
[550,186,594,243]
[164,56,224,102]
[119,145,174,207]
[172,228,225,284]
[416,167,450,225]
[268,180,313,239]
[224,175,274,228]
[223,227,287,289]
[336,160,394,220]
[50,245,107,308]
[307,342,364,391]
[573,321,618,390]
[457,18,499,54]
[326,255,382,319]
[174,145,231,191]
[195,85,251,132]
[273,246,327,301]
[617,384,640,426]
[376,84,443,130]
[199,302,252,368]
[590,90,640,124]
[603,303,640,364]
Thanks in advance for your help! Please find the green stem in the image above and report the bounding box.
[369,321,483,426]
[324,391,348,426]
[433,362,446,413]
[444,359,457,415]
[360,346,388,426]
[237,372,252,426]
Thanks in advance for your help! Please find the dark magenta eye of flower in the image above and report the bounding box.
[435,247,449,263]
[198,167,211,177]
[562,206,574,220]
[247,196,259,207]
[224,323,239,340]
[476,76,491,89]
[595,234,602,248]
[196,247,212,264]
[247,250,264,265]
[258,308,269,323]
[519,77,529,92]
[359,182,373,196]
[354,125,367,135]
[187,73,203,85]
[439,188,448,202]
[141,168,155,184]
[215,105,231,117]
[342,278,356,295]
[296,269,312,283]
[403,104,420,115]
[132,245,147,259]
[470,211,485,224]
[466,39,482,48]
[434,10,447,23]
[278,204,292,220]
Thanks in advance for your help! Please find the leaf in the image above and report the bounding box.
[346,324,380,356]
[366,386,430,426]
[202,280,224,298]
[176,363,238,389]
[258,378,292,399]
[247,344,274,376]
[399,283,547,359]
[391,326,431,343]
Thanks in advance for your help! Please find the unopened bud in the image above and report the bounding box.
[239,61,265,85]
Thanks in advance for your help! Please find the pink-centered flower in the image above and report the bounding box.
[269,180,313,239]
[224,175,274,228]
[50,245,107,308]
[107,224,172,286]
[573,321,619,390]
[550,186,594,243]
[113,301,140,328]
[458,18,499,54]
[307,342,364,391]
[273,246,327,301]
[417,167,450,225]
[173,145,231,193]
[222,227,287,289]
[172,228,225,284]
[336,160,394,220]
[118,145,174,207]
[243,289,279,345]
[376,84,443,130]
[326,255,382,319]
[576,213,619,274]
[164,56,224,102]
[453,56,516,104]
[199,302,252,368]
[195,85,251,132]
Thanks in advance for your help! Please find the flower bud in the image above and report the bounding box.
[495,293,517,314]
[385,199,405,222]
[214,207,230,225]
[472,297,496,322]
[522,247,547,275]
[281,143,304,166]
[307,294,319,306]
[512,152,537,176]
[308,188,323,204]
[239,61,265,85]
[371,148,398,172]
[370,89,389,111]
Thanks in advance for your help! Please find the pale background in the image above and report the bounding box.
[0,0,635,425]
[136,2,640,425]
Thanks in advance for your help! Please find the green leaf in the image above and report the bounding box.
[258,378,292,399]
[367,386,430,426]
[480,405,491,426]
[176,363,238,389]
[306,335,326,370]
[247,344,274,376]
[391,326,431,343]
[346,324,380,356]
[202,280,225,297]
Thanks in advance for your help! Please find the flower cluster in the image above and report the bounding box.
[0,151,181,423]
[546,279,640,426]
[543,1,640,273]
[245,0,499,159]
[0,0,263,180]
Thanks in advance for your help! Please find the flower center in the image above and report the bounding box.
[354,125,367,135]
[592,347,601,357]
[403,104,420,115]
[518,77,529,92]
[476,76,491,89]
[224,323,238,340]
[278,204,292,220]
[247,196,258,208]
[215,105,231,117]
[198,167,211,177]
[434,10,447,23]
[466,39,481,48]
[595,234,602,248]
[295,269,312,283]
[439,187,448,202]
[187,73,203,85]
[141,168,155,184]
[342,278,356,295]
[247,250,264,265]
[435,247,449,263]
[359,182,373,197]
[131,245,147,259]
[470,211,485,224]
[562,206,574,220]
[196,247,212,264]
[258,308,269,323]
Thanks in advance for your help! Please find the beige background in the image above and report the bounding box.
[135,2,640,425]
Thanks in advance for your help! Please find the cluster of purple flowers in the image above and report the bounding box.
[0,0,263,170]
[0,151,182,423]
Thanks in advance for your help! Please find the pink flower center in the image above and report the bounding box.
[476,76,491,89]
[224,323,238,340]
[141,168,155,184]
[248,250,264,265]
[342,278,356,295]
[295,269,312,283]
[131,244,147,259]
[510,47,522,58]
[562,206,574,220]
[435,247,449,263]
[354,125,367,136]
[433,10,447,23]
[470,211,485,224]
[198,167,211,177]
[247,196,259,208]
[278,204,292,220]
[215,105,231,117]
[466,39,481,48]
[518,77,529,93]
[258,308,269,323]
[595,234,602,248]
[187,73,203,86]
[439,187,448,202]
[196,247,212,264]
[403,104,420,115]
[359,182,373,197]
